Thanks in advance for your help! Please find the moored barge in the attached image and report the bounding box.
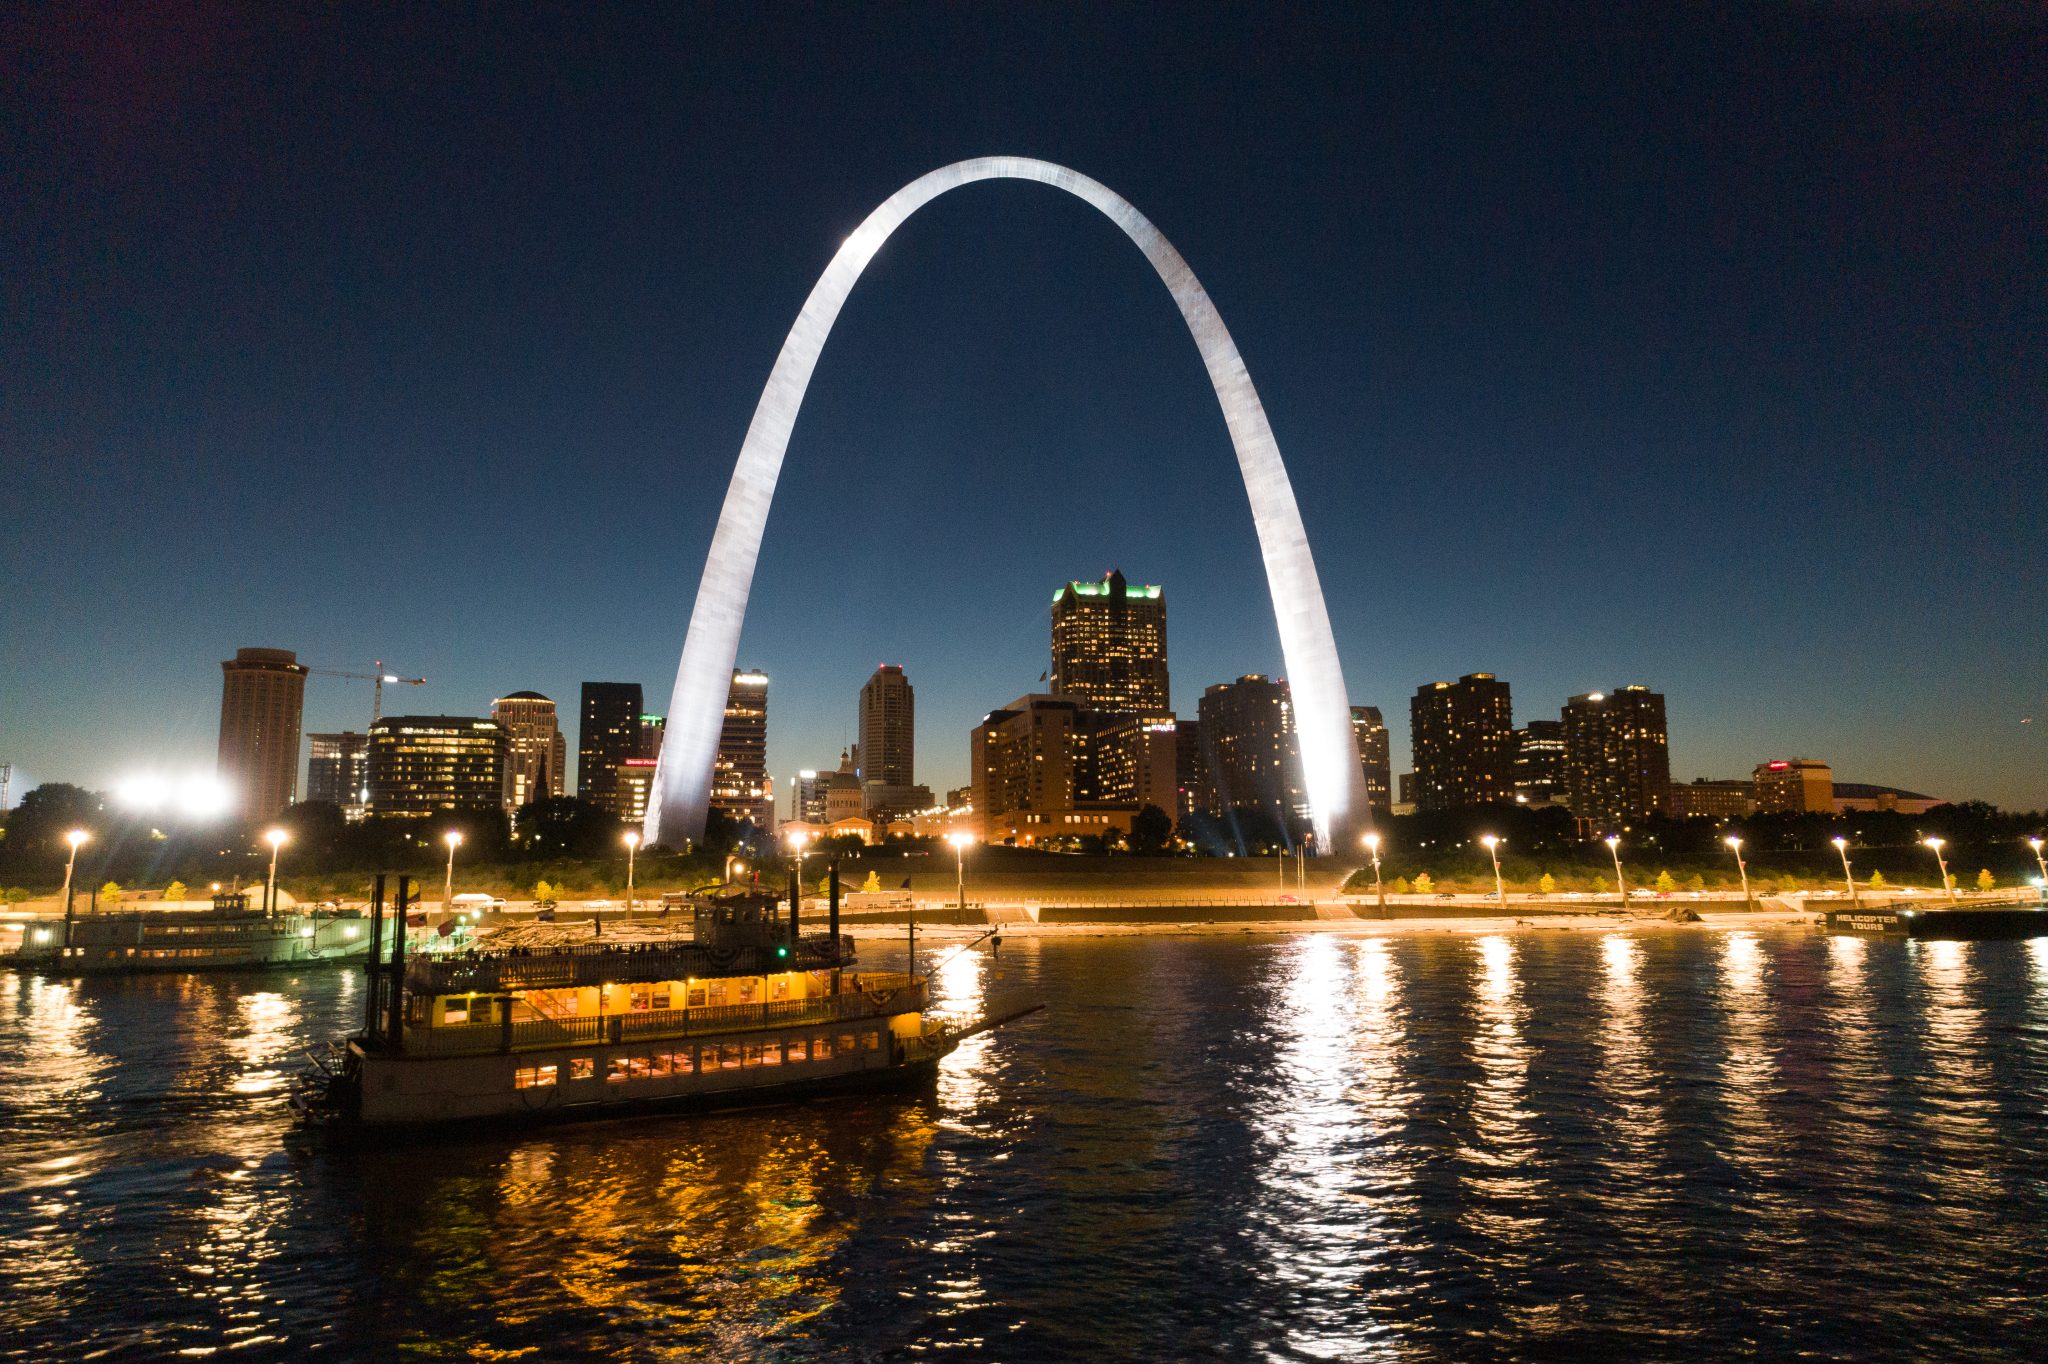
[1823,897,2048,941]
[1,891,374,974]
[294,873,1036,1131]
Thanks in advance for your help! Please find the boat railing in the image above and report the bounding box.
[401,979,928,1056]
[402,934,851,995]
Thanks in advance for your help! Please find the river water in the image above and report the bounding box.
[3,928,2046,1361]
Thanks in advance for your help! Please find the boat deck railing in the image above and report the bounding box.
[398,975,926,1057]
[402,933,852,995]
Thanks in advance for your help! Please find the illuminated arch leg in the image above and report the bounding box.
[648,157,1370,852]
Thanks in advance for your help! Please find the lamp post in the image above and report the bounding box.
[2028,837,2047,904]
[1604,834,1626,908]
[1725,835,1753,912]
[59,828,89,912]
[947,829,974,911]
[442,829,463,909]
[1923,836,1956,906]
[623,830,640,913]
[263,828,288,917]
[1481,834,1506,906]
[1831,836,1859,909]
[725,856,746,886]
[1362,832,1386,915]
[785,829,812,909]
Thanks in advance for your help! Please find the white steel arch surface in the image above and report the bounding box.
[648,157,1369,852]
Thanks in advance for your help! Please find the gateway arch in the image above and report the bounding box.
[647,157,1371,853]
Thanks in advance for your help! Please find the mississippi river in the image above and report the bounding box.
[3,928,2046,1360]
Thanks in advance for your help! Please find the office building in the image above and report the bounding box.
[614,757,659,825]
[858,664,929,819]
[365,716,506,817]
[306,732,369,818]
[1197,675,1308,837]
[638,713,665,760]
[710,669,773,829]
[1408,673,1515,810]
[1351,705,1392,809]
[1086,710,1181,816]
[1050,570,1169,712]
[1670,778,1754,819]
[1174,718,1207,821]
[1754,758,1833,814]
[1563,687,1672,825]
[1512,720,1568,805]
[578,682,644,814]
[971,694,1163,845]
[217,647,309,822]
[492,691,567,814]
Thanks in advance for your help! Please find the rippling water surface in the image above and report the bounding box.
[4,929,2047,1360]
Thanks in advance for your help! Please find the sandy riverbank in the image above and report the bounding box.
[846,909,1821,940]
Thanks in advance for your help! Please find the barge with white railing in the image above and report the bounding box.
[2,891,373,975]
[293,870,1037,1131]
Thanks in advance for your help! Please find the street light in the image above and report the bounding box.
[60,828,90,918]
[947,829,975,911]
[1604,835,1626,907]
[1362,832,1385,915]
[1831,836,1859,908]
[786,829,813,907]
[2026,838,2046,902]
[1923,836,1956,905]
[263,828,289,917]
[623,830,640,913]
[1725,835,1753,912]
[724,856,747,885]
[1480,834,1505,905]
[442,829,464,909]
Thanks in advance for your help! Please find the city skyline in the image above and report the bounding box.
[4,9,2043,812]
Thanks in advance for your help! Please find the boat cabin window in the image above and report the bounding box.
[839,1032,857,1056]
[514,1064,557,1089]
[786,1037,807,1063]
[863,1030,881,1052]
[770,978,789,1001]
[719,1044,742,1070]
[813,1034,833,1059]
[570,1057,594,1081]
[761,1041,781,1066]
[686,988,707,1007]
[444,998,471,1025]
[628,986,671,1012]
[669,1049,695,1075]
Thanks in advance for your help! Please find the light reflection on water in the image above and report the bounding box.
[4,930,2048,1360]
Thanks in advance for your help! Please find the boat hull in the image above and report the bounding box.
[1824,905,2048,940]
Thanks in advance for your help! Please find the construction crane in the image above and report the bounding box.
[306,661,427,730]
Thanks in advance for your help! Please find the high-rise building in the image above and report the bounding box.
[365,716,506,817]
[710,670,773,829]
[306,732,369,817]
[858,664,928,819]
[1174,718,1207,821]
[492,691,566,814]
[973,694,1119,844]
[1512,720,1568,805]
[1562,687,1672,825]
[1350,705,1392,809]
[578,682,643,814]
[1085,710,1181,816]
[218,647,309,822]
[1408,673,1515,810]
[638,713,665,760]
[1050,570,1169,712]
[1753,758,1833,814]
[793,769,830,824]
[1197,675,1308,839]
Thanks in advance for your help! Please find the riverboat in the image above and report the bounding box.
[1823,898,2048,941]
[1,891,374,974]
[293,873,1037,1132]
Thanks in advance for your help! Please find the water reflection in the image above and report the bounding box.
[1459,935,1543,1275]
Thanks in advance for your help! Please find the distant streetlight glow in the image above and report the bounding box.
[2027,838,2046,899]
[1604,835,1626,906]
[1923,837,1956,905]
[263,828,288,917]
[1725,835,1753,912]
[60,828,90,915]
[1362,832,1385,914]
[1481,834,1505,905]
[1831,836,1859,908]
[443,829,464,908]
[947,830,976,911]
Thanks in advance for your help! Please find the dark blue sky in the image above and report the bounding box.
[4,4,2044,810]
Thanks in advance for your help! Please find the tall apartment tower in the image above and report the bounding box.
[306,732,370,817]
[1350,705,1393,809]
[1196,675,1308,840]
[578,682,643,814]
[1050,570,1168,712]
[218,647,309,822]
[1562,687,1672,825]
[1408,673,1515,810]
[492,691,567,814]
[1512,720,1568,805]
[858,664,929,819]
[709,669,773,829]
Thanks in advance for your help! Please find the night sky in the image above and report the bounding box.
[4,5,2044,811]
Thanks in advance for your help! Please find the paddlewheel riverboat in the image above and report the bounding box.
[2,891,373,975]
[293,873,1035,1131]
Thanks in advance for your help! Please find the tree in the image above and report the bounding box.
[1413,872,1435,895]
[533,879,555,903]
[862,870,881,894]
[4,887,30,904]
[1537,873,1557,895]
[163,880,189,902]
[1392,876,1411,895]
[515,797,623,860]
[1977,868,1995,891]
[1868,871,1887,889]
[0,783,104,874]
[1687,873,1706,891]
[1128,804,1173,854]
[1654,870,1677,893]
[99,881,122,904]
